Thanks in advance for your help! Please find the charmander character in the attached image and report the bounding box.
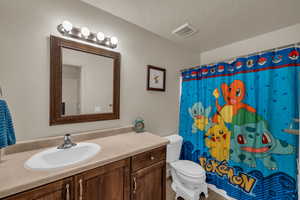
[212,80,256,123]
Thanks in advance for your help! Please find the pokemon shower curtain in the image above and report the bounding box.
[179,47,299,200]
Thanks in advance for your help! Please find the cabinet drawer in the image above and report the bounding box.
[131,146,166,172]
[4,177,73,200]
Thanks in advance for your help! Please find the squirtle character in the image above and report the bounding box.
[205,119,231,161]
[230,109,295,170]
[189,102,212,133]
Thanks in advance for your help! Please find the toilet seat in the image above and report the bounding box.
[170,160,205,178]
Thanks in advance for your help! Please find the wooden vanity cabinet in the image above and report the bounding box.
[74,158,130,200]
[3,146,166,200]
[4,177,74,200]
[131,146,166,200]
[131,161,166,200]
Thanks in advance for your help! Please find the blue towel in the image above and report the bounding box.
[0,99,16,148]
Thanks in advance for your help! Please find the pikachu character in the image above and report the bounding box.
[205,119,231,161]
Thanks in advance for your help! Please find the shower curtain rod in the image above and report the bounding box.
[180,41,300,72]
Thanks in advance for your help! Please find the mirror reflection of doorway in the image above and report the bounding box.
[62,65,81,115]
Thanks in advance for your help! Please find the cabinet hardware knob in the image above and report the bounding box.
[66,184,70,200]
[150,156,155,161]
[79,179,83,200]
[133,177,137,194]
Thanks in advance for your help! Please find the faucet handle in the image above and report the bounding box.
[58,134,77,149]
[64,134,71,140]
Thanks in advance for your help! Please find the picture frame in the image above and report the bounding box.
[147,65,166,91]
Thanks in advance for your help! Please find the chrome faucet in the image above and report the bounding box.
[58,134,77,149]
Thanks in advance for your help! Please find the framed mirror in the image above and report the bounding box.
[50,36,120,125]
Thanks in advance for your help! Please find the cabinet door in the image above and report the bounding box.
[4,177,73,200]
[131,160,166,200]
[74,159,130,200]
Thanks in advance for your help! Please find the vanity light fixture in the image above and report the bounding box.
[80,27,90,38]
[111,36,118,45]
[57,21,118,49]
[97,32,105,41]
[62,20,73,32]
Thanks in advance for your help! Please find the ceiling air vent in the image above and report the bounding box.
[172,23,198,38]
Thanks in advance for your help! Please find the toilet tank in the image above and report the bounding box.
[165,135,183,163]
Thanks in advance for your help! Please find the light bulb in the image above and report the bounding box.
[97,32,105,41]
[110,36,118,45]
[81,27,90,37]
[62,20,73,32]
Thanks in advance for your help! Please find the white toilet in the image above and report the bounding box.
[165,135,208,200]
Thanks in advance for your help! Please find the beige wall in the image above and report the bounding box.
[200,23,300,64]
[0,0,199,141]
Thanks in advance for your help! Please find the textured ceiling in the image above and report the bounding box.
[82,0,300,53]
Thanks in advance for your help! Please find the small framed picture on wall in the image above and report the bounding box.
[147,65,166,91]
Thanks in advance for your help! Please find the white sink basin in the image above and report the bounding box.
[25,143,101,170]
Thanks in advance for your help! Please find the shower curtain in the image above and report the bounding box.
[179,47,299,200]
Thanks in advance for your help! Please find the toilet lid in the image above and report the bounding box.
[170,160,206,178]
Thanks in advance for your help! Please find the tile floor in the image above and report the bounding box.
[166,179,226,200]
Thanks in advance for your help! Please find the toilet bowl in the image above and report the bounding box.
[165,135,208,200]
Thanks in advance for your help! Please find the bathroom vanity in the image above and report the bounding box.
[0,132,168,200]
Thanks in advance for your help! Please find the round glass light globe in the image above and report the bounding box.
[97,32,105,41]
[62,21,73,32]
[110,36,118,45]
[81,27,90,37]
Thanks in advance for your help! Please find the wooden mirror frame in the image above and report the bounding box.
[50,36,120,125]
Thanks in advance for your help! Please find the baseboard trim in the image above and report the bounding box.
[208,184,236,200]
